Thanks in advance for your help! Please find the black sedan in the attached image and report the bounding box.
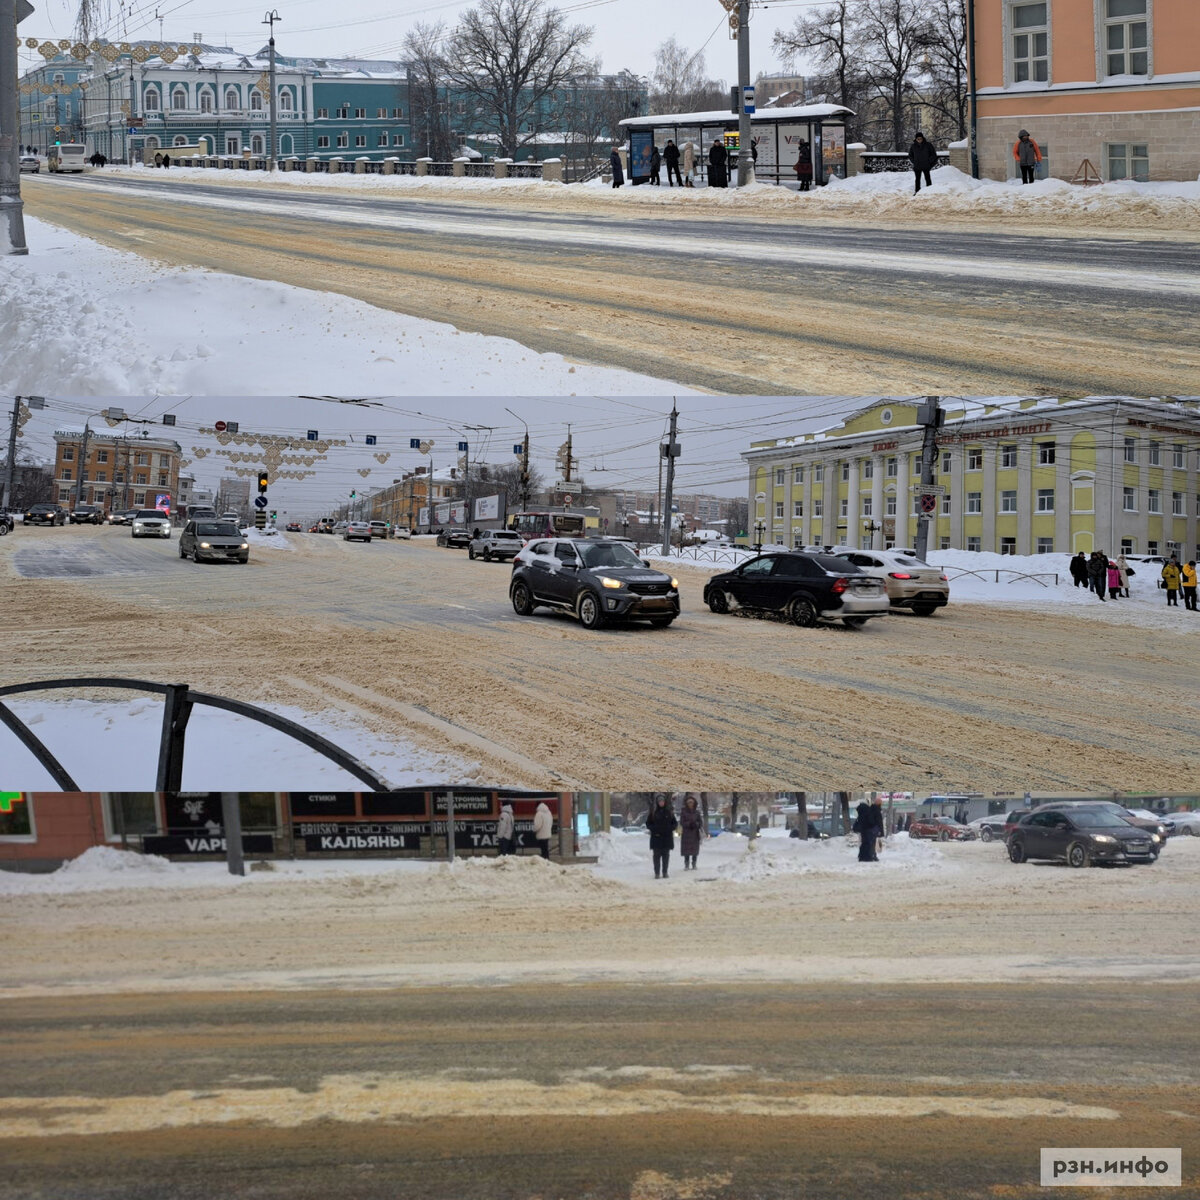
[1007,808,1156,867]
[703,552,889,629]
[436,527,471,548]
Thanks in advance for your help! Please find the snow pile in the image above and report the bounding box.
[56,845,175,879]
[582,830,649,867]
[0,218,694,397]
[715,833,950,882]
[437,855,623,898]
[245,528,293,551]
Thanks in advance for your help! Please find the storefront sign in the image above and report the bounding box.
[143,834,273,855]
[937,422,1052,443]
[433,792,493,816]
[288,792,357,818]
[295,822,421,852]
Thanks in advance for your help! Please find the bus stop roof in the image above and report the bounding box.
[620,103,852,129]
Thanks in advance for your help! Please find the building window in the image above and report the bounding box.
[317,107,328,118]
[940,536,951,550]
[775,502,784,519]
[1120,537,1134,554]
[173,134,189,147]
[1104,0,1148,76]
[96,450,108,463]
[225,88,239,109]
[250,91,263,112]
[814,465,824,482]
[62,446,75,461]
[793,501,803,518]
[941,451,952,473]
[1000,444,1017,469]
[1148,440,1161,466]
[1036,537,1054,554]
[886,456,897,478]
[1000,490,1017,513]
[1011,2,1049,82]
[378,132,388,147]
[157,473,168,486]
[1147,539,1159,555]
[1124,436,1137,462]
[1108,142,1149,182]
[813,499,823,517]
[170,87,187,110]
[1172,492,1184,516]
[58,487,71,503]
[392,133,405,147]
[377,107,387,118]
[135,452,148,466]
[392,107,404,118]
[966,491,982,514]
[775,468,785,486]
[95,471,106,483]
[279,91,293,112]
[0,795,34,838]
[840,498,848,518]
[863,460,874,480]
[1173,444,1185,470]
[967,536,981,552]
[355,135,366,147]
[355,107,366,119]
[1123,486,1136,511]
[1036,488,1055,512]
[862,498,873,517]
[941,496,951,516]
[966,447,982,470]
[317,136,330,148]
[199,91,213,113]
[1000,537,1017,555]
[61,468,72,481]
[885,495,896,517]
[1148,489,1161,513]
[793,466,803,485]
[134,492,146,506]
[337,133,349,148]
[136,473,147,486]
[144,87,160,111]
[841,461,850,481]
[1037,442,1055,465]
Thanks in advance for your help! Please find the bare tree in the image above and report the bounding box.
[477,460,545,513]
[853,0,935,149]
[773,1,867,141]
[650,38,726,114]
[920,0,969,142]
[444,0,597,158]
[403,22,459,161]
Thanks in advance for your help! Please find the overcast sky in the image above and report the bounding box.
[21,0,798,86]
[19,395,867,521]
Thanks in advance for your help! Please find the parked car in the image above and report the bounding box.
[24,504,67,526]
[69,504,104,525]
[436,527,471,548]
[469,529,524,562]
[510,537,680,630]
[830,549,950,616]
[130,509,171,538]
[968,813,1021,842]
[1165,811,1200,836]
[1007,808,1157,867]
[179,519,249,564]
[908,814,977,841]
[703,551,889,629]
[343,521,372,542]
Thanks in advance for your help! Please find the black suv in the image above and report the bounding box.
[70,504,104,524]
[703,552,890,629]
[24,504,67,526]
[510,537,680,630]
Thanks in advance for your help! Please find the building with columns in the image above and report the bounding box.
[742,396,1200,558]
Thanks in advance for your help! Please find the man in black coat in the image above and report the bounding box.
[610,147,624,188]
[855,801,874,862]
[708,140,727,188]
[1069,552,1089,587]
[647,796,678,879]
[650,144,661,185]
[908,132,937,193]
[663,139,682,187]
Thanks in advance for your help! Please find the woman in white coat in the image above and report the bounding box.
[533,801,553,859]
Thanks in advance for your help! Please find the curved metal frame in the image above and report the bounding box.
[0,677,392,792]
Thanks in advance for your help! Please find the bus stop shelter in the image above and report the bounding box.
[619,104,853,187]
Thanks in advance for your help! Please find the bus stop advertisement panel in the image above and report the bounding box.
[628,129,654,184]
[823,124,847,180]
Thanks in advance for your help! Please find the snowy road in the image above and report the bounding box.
[23,174,1200,396]
[2,982,1196,1199]
[4,525,1199,792]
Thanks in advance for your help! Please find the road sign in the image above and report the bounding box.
[365,435,376,446]
[255,510,266,528]
[306,430,318,442]
[254,495,268,510]
[562,494,573,506]
[127,117,144,128]
[920,493,939,515]
[214,420,227,432]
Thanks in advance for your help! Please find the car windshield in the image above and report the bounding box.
[1068,811,1129,829]
[135,511,164,519]
[196,522,240,536]
[578,542,644,569]
[812,554,861,573]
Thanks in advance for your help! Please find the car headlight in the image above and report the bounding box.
[670,578,680,590]
[1091,835,1117,844]
[1151,833,1161,844]
[599,576,623,589]
[240,543,248,550]
[199,542,211,549]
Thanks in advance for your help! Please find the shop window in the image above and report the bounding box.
[105,793,158,838]
[0,794,34,838]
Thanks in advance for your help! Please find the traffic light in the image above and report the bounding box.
[257,471,268,493]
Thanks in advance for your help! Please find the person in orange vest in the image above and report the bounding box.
[1181,560,1197,611]
[1013,130,1042,184]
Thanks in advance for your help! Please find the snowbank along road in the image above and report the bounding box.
[3,525,1198,792]
[22,173,1200,397]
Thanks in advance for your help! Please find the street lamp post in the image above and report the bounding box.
[263,11,282,172]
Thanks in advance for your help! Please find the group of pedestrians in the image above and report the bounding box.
[1162,558,1199,609]
[496,800,554,859]
[87,152,108,167]
[1069,550,1197,608]
[646,795,706,878]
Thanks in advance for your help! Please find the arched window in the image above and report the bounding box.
[279,133,293,155]
[173,135,188,146]
[171,87,187,110]
[250,90,263,111]
[250,134,264,154]
[199,90,213,113]
[144,136,160,149]
[278,90,293,112]
[225,88,239,110]
[144,87,160,111]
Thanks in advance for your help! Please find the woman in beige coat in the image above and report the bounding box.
[682,142,695,187]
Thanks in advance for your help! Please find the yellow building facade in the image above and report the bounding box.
[743,397,1200,557]
[971,0,1200,181]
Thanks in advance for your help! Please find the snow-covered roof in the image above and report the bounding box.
[621,104,852,128]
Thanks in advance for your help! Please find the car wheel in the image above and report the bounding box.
[842,616,868,629]
[911,604,938,616]
[511,581,535,616]
[483,549,492,562]
[0,523,7,537]
[938,829,950,842]
[1008,839,1026,864]
[178,544,187,558]
[1066,841,1091,869]
[788,595,818,627]
[468,546,476,560]
[707,590,729,614]
[577,591,605,630]
[980,827,994,842]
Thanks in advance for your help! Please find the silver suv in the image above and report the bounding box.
[130,509,171,538]
[469,529,524,562]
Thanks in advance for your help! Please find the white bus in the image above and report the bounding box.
[47,143,87,173]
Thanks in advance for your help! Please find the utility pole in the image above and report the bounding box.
[660,404,680,557]
[914,396,943,561]
[736,0,754,187]
[73,422,94,508]
[1,0,33,254]
[263,10,281,172]
[505,407,530,513]
[3,395,43,508]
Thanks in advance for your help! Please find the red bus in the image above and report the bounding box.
[508,511,586,540]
